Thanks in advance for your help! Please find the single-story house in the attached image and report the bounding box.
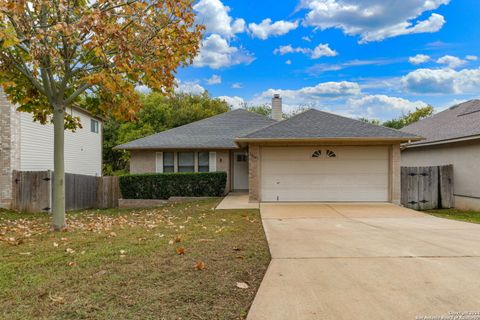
[0,88,103,209]
[116,95,421,203]
[401,99,480,211]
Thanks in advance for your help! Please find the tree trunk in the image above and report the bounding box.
[52,106,66,230]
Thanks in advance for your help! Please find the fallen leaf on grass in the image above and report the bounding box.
[48,293,65,303]
[236,282,249,289]
[175,247,186,255]
[53,242,59,248]
[194,261,206,270]
[119,250,126,255]
[174,235,182,243]
[66,248,75,254]
[19,252,31,256]
[67,261,77,267]
[109,232,117,237]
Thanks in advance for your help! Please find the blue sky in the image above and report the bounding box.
[175,0,480,120]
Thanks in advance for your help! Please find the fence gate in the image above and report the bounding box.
[12,170,52,213]
[401,165,454,210]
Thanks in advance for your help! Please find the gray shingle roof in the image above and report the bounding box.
[239,109,420,140]
[115,109,276,150]
[401,99,480,146]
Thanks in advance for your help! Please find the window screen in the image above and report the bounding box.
[163,152,174,172]
[178,152,195,172]
[198,152,209,172]
[91,119,99,133]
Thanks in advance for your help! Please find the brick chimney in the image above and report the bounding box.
[271,94,282,121]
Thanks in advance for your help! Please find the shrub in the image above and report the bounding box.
[119,172,227,199]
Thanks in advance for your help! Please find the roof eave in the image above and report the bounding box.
[113,145,240,151]
[402,134,480,149]
[235,136,424,143]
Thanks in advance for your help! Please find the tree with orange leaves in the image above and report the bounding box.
[0,0,204,230]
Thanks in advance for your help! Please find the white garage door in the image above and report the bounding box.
[261,146,389,202]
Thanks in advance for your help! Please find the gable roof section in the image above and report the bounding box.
[115,109,276,150]
[402,99,480,147]
[238,109,421,141]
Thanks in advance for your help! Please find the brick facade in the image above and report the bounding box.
[248,145,260,201]
[0,89,20,209]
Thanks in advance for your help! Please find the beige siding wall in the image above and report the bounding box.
[401,140,480,210]
[129,149,232,193]
[19,108,102,176]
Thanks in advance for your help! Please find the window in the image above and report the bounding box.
[236,154,248,162]
[326,150,336,158]
[90,119,99,133]
[198,152,210,172]
[163,152,174,172]
[178,152,195,172]
[311,150,322,158]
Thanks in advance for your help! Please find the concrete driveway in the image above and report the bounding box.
[247,203,480,320]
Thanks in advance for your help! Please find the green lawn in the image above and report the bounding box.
[426,209,480,224]
[0,199,270,320]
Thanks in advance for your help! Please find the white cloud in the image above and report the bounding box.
[251,81,361,109]
[348,95,428,119]
[217,95,245,108]
[466,55,478,61]
[311,43,338,59]
[206,74,222,85]
[248,18,299,40]
[193,0,245,37]
[302,36,311,42]
[175,80,205,95]
[409,54,430,65]
[231,82,242,89]
[300,0,449,43]
[401,67,480,94]
[193,34,255,69]
[306,58,400,74]
[436,55,467,69]
[285,59,292,65]
[273,43,337,59]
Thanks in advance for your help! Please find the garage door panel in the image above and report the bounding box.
[262,174,388,188]
[260,146,389,202]
[262,189,389,202]
[262,160,389,175]
[261,146,388,161]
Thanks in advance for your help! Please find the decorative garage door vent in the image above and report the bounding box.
[311,149,336,158]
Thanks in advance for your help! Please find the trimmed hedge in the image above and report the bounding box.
[119,172,227,200]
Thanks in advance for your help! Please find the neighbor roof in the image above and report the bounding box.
[237,109,421,141]
[402,99,480,147]
[115,109,276,150]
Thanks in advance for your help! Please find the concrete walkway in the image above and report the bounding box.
[215,192,259,210]
[247,203,480,320]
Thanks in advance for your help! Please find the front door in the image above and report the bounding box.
[233,151,249,190]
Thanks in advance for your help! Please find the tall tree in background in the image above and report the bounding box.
[359,106,434,129]
[0,0,203,230]
[104,92,229,175]
[382,106,434,129]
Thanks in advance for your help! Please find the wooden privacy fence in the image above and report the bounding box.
[401,165,454,210]
[12,171,121,213]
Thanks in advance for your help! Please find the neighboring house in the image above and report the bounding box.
[401,99,480,210]
[116,95,420,203]
[0,88,103,209]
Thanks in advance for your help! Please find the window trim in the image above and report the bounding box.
[90,119,99,133]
